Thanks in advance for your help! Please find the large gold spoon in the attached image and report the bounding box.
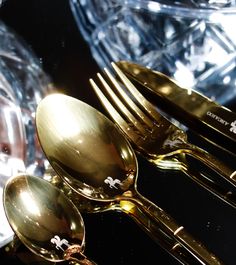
[3,173,97,265]
[36,93,223,265]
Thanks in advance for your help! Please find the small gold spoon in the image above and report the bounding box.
[3,173,97,265]
[36,93,223,265]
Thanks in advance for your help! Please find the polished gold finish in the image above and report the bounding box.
[90,62,236,209]
[3,173,96,265]
[44,168,117,214]
[36,94,223,265]
[47,169,208,265]
[46,170,215,265]
[116,60,236,155]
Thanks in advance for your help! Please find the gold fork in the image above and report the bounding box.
[90,62,236,209]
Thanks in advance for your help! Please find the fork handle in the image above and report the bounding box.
[119,194,223,265]
[181,166,236,209]
[180,143,236,188]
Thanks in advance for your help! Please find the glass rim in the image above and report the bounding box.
[126,0,236,18]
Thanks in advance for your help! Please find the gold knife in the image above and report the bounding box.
[116,60,236,155]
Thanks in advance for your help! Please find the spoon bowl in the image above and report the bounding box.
[36,93,136,201]
[3,173,94,264]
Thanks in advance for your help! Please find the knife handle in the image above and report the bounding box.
[201,105,236,144]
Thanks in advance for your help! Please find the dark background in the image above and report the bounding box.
[0,1,236,264]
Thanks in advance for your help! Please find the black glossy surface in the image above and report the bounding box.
[0,1,236,265]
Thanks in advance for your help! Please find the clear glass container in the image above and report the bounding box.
[0,20,52,247]
[70,0,236,104]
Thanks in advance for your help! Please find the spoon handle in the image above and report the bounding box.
[119,195,223,265]
[65,245,98,265]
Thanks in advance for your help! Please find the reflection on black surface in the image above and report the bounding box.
[0,1,236,265]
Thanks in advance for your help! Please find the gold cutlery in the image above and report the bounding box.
[89,62,236,208]
[3,173,97,265]
[116,60,236,155]
[36,93,223,265]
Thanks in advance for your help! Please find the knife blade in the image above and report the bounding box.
[116,60,236,155]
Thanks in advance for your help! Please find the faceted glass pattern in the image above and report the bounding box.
[0,20,52,247]
[70,0,236,104]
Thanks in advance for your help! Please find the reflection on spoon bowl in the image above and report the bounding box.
[3,173,96,264]
[37,94,136,201]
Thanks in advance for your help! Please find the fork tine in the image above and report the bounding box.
[111,62,163,123]
[89,77,141,143]
[104,67,154,129]
[90,71,148,135]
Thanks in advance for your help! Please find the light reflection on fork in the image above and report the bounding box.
[90,62,236,209]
